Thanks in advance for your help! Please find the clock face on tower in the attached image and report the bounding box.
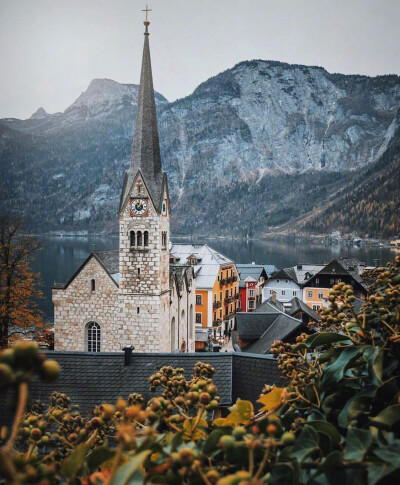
[130,198,148,216]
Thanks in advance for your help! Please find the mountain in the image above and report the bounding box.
[0,62,399,238]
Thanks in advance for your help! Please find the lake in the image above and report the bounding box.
[31,235,397,322]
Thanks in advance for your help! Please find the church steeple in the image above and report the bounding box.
[120,13,165,213]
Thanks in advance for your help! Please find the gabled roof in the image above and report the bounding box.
[242,313,305,355]
[236,312,280,340]
[170,244,234,289]
[269,264,325,286]
[236,264,268,288]
[255,298,285,313]
[307,259,368,291]
[54,251,119,290]
[289,297,320,322]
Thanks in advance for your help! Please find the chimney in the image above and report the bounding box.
[123,346,134,366]
[271,291,277,304]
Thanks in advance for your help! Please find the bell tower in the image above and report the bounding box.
[118,12,170,351]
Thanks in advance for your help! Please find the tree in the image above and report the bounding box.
[0,216,44,348]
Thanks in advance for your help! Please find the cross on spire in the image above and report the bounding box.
[142,5,151,21]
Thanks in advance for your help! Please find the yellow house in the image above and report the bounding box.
[170,244,239,342]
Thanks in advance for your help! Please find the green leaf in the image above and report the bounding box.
[87,443,116,471]
[307,420,342,445]
[305,332,352,348]
[344,428,372,461]
[269,462,299,485]
[363,346,383,387]
[373,441,400,466]
[368,463,396,485]
[338,390,375,428]
[61,441,91,479]
[321,347,364,390]
[203,429,224,454]
[110,450,151,485]
[369,404,400,431]
[311,450,343,481]
[289,425,319,462]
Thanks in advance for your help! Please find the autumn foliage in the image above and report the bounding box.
[0,216,46,348]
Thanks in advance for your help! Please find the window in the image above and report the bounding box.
[308,291,313,298]
[238,300,241,309]
[137,184,141,194]
[130,231,135,247]
[249,300,255,309]
[219,292,222,300]
[137,231,142,246]
[316,278,319,284]
[293,291,297,296]
[225,306,228,315]
[91,279,95,292]
[87,322,100,352]
[337,278,341,284]
[137,267,140,275]
[214,294,217,303]
[171,317,176,351]
[313,305,321,311]
[225,289,228,298]
[196,295,202,305]
[144,231,149,247]
[330,279,334,285]
[249,289,254,297]
[270,289,273,294]
[281,290,285,296]
[161,231,167,248]
[230,288,233,296]
[318,292,323,299]
[137,307,140,314]
[196,313,202,324]
[277,279,280,283]
[213,312,216,321]
[219,309,222,318]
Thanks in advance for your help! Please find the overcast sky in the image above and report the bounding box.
[1,0,400,119]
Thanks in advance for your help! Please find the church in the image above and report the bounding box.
[53,16,196,353]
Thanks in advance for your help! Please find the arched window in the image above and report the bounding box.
[171,317,176,352]
[137,231,142,246]
[86,322,100,352]
[130,231,135,247]
[144,231,149,247]
[189,304,194,339]
[91,279,95,292]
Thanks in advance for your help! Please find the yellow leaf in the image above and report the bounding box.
[213,399,254,427]
[182,418,207,441]
[257,387,286,414]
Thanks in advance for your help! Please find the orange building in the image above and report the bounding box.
[169,244,239,348]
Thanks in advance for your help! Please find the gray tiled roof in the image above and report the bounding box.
[95,250,119,274]
[236,264,267,288]
[236,312,280,339]
[0,352,282,423]
[242,313,304,355]
[289,297,320,322]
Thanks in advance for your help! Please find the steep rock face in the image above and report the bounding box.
[0,61,399,237]
[160,61,400,195]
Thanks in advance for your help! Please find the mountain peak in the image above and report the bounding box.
[30,107,50,119]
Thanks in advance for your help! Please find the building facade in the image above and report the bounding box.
[169,244,239,349]
[53,20,195,353]
[236,264,270,312]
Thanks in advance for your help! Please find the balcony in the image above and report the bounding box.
[212,319,222,327]
[220,278,227,286]
[213,301,222,309]
[234,293,240,299]
[224,296,234,304]
[232,275,238,282]
[248,295,256,300]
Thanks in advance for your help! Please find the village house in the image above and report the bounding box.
[169,244,239,350]
[236,264,275,312]
[52,19,196,353]
[302,258,369,310]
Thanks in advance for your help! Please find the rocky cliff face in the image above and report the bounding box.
[0,62,399,237]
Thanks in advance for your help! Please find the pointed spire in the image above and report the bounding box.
[128,12,163,206]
